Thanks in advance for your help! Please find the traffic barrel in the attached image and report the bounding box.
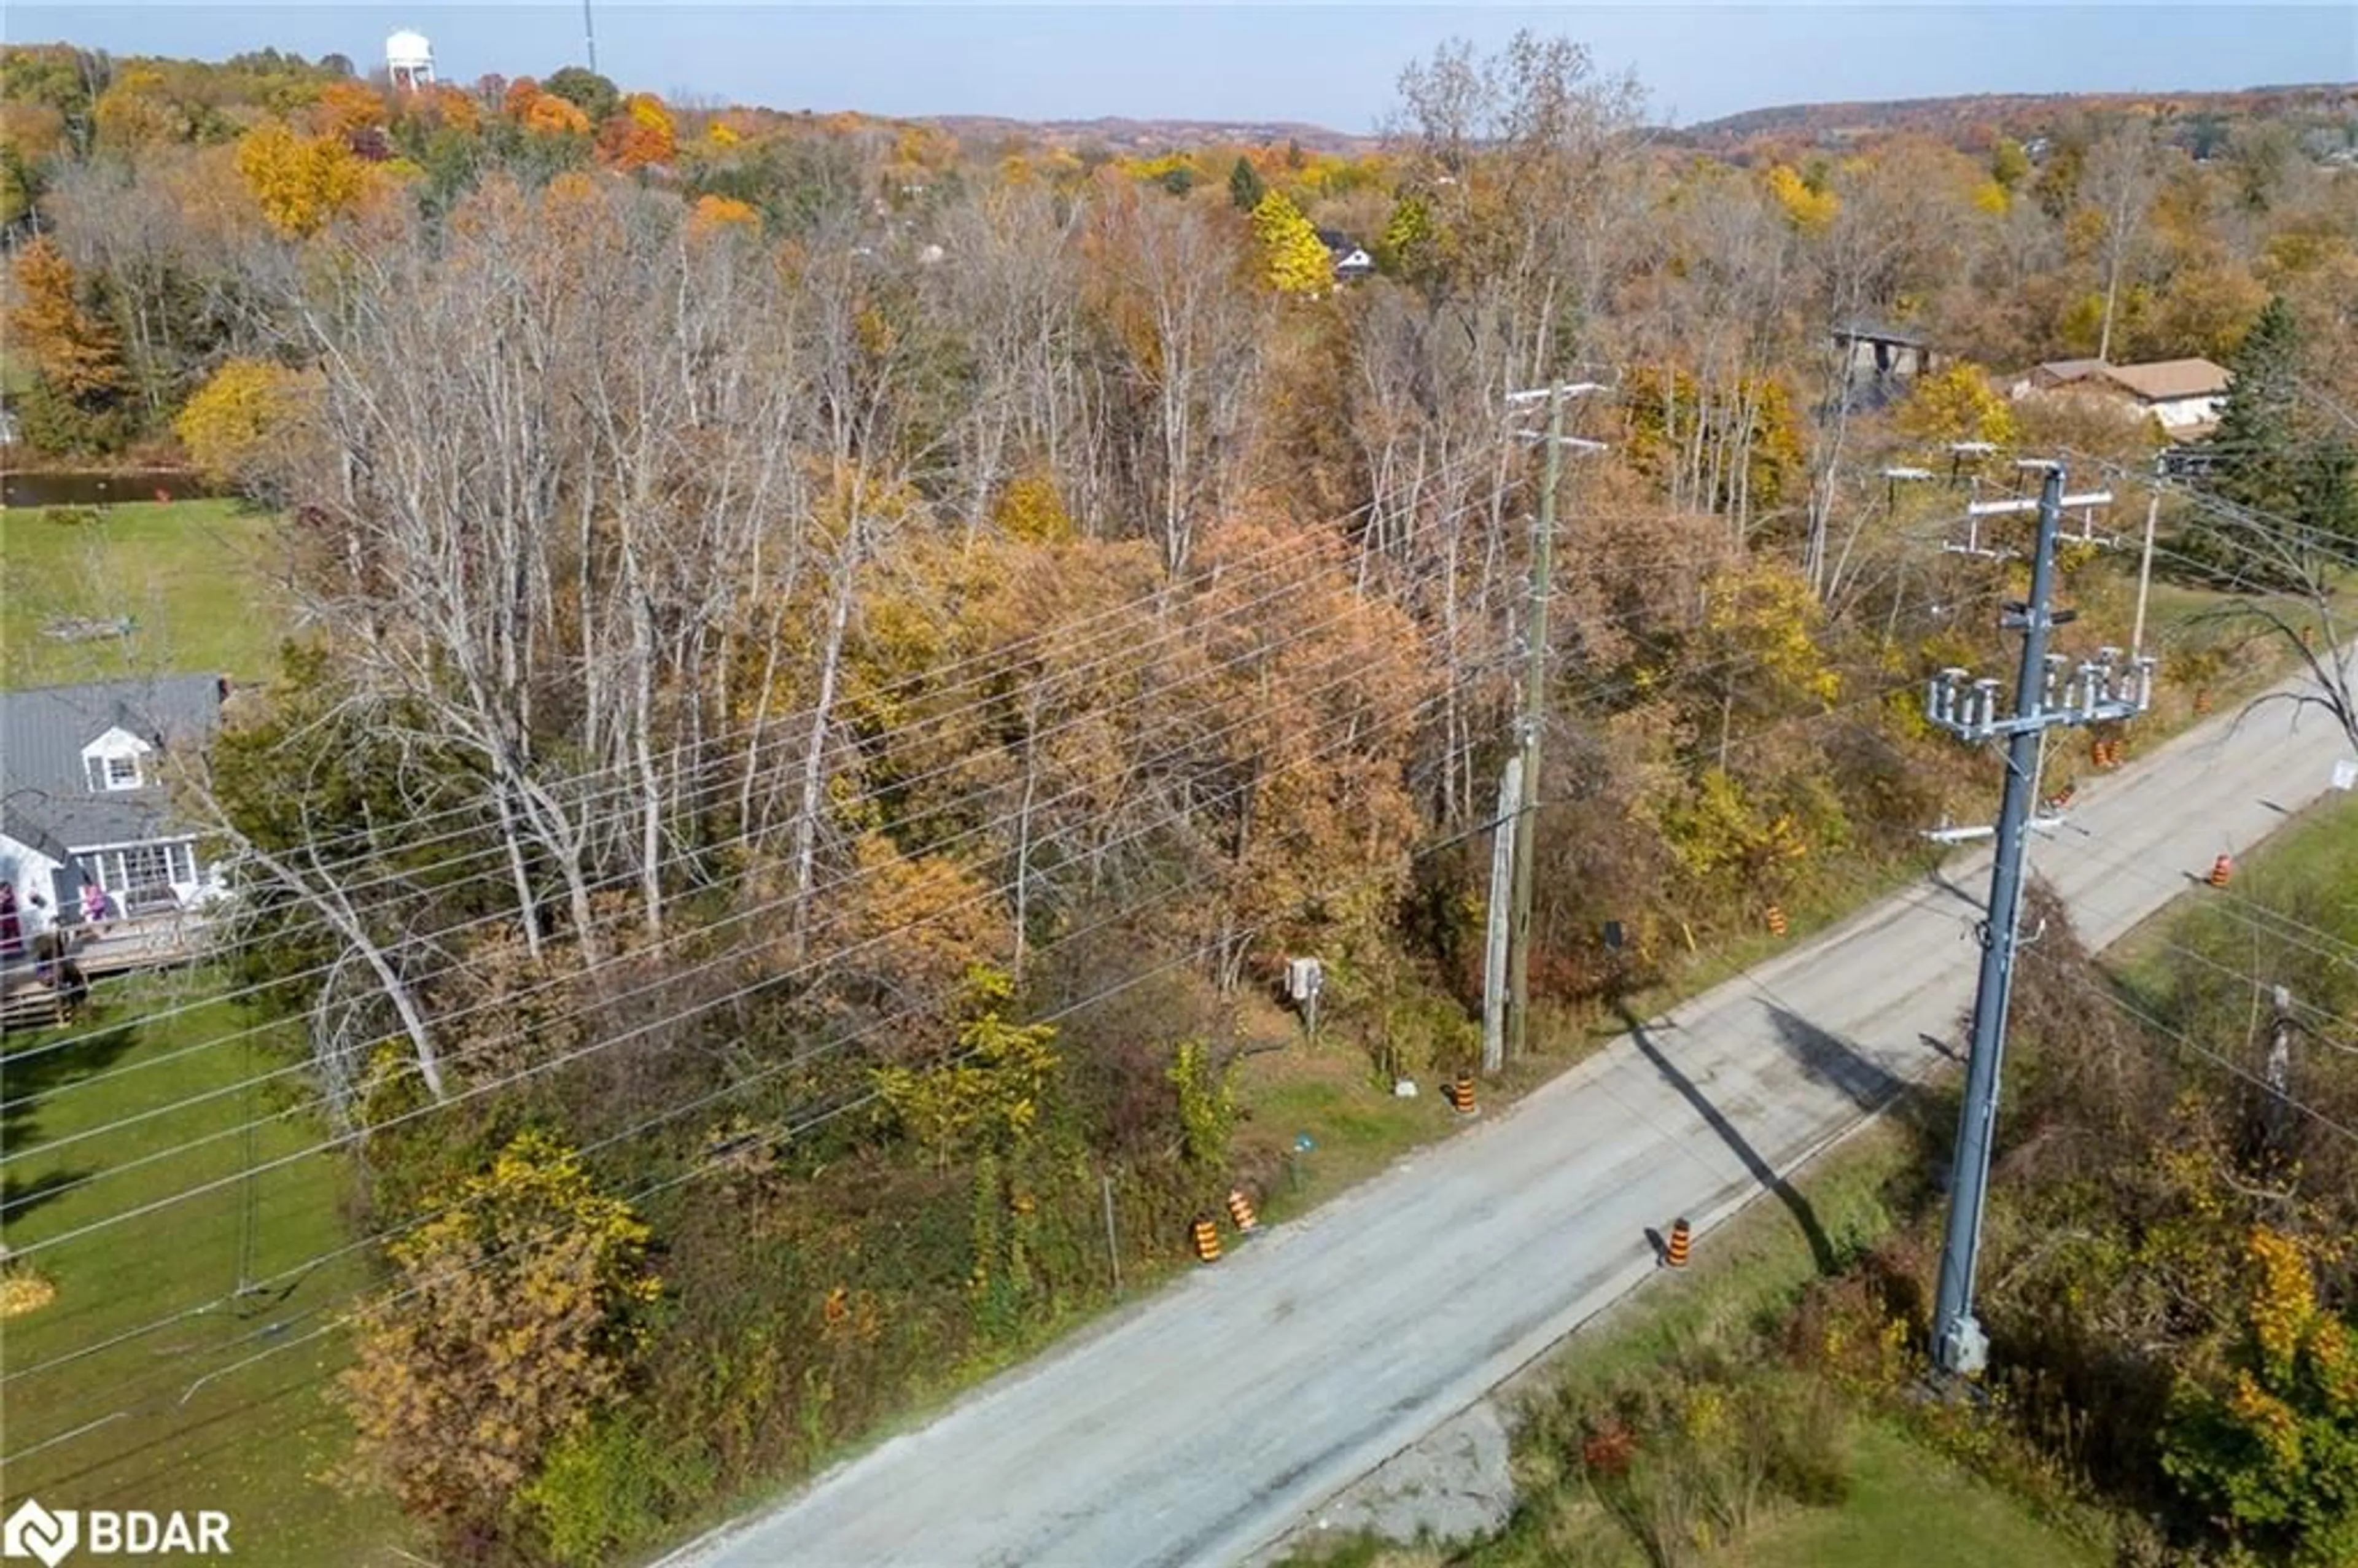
[2045,781,2077,812]
[2193,689,2213,716]
[1191,1216,1221,1263]
[1446,1073,1477,1115]
[2209,854,2234,888]
[1226,1188,1259,1233]
[1664,1216,1692,1268]
[1766,904,1788,938]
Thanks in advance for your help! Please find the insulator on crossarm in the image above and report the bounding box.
[1972,677,2001,731]
[2076,662,2102,715]
[2041,654,2066,708]
[2097,645,2122,668]
[2133,656,2157,710]
[1935,667,1967,727]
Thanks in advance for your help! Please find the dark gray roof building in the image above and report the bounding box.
[1,675,227,854]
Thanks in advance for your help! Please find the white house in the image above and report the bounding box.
[1,675,230,936]
[2010,357,2233,438]
[1314,228,1376,283]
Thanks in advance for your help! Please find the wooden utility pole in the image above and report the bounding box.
[1506,392,1564,1064]
[1499,383,1606,1065]
[1482,755,1521,1074]
[2130,484,2162,659]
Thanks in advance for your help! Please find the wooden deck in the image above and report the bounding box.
[0,912,210,1031]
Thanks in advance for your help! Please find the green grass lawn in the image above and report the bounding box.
[1735,1420,2101,1568]
[1,969,410,1565]
[1,499,288,689]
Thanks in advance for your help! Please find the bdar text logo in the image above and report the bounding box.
[2,1500,77,1568]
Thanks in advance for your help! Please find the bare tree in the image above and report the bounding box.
[2081,122,2163,363]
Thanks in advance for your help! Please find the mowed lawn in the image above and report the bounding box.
[1,971,410,1564]
[1,499,288,689]
[1735,1421,2101,1568]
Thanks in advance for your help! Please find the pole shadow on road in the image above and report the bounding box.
[1926,864,1989,916]
[1764,1007,1910,1116]
[1615,1003,1838,1277]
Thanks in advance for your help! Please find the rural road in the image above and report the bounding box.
[666,676,2355,1568]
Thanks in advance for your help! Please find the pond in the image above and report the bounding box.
[1,471,220,508]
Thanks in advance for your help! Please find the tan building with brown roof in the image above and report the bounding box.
[2009,357,2233,437]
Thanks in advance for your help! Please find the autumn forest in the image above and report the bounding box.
[3,31,2357,1568]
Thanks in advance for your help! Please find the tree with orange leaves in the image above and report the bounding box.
[309,78,387,143]
[9,235,130,452]
[523,91,592,139]
[597,94,674,170]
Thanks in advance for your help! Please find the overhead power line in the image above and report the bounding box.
[1,623,2012,1451]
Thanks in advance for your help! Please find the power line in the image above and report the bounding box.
[6,530,1876,1141]
[3,462,1546,1081]
[2,640,2009,1461]
[2,575,2018,1209]
[1,628,1481,1221]
[2017,944,2358,1151]
[0,540,1834,1171]
[1,628,2006,1440]
[0,705,1512,1457]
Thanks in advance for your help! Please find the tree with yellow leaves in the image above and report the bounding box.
[1249,188,1332,295]
[340,1131,660,1543]
[1893,363,2018,449]
[874,966,1060,1171]
[235,118,371,237]
[2163,1227,2358,1564]
[173,357,310,489]
[1765,163,1839,234]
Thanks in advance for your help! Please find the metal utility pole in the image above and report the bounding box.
[1498,384,1606,1064]
[1924,464,2154,1377]
[583,0,600,73]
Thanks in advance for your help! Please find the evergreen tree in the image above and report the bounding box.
[2203,295,2358,570]
[2211,296,2304,524]
[1227,155,1265,212]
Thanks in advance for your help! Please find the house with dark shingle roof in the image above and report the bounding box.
[1,675,229,937]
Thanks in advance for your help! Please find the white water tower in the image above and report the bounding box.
[386,29,435,91]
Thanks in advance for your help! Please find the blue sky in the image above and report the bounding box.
[14,4,2355,131]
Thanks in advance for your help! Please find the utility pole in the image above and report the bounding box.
[583,0,600,74]
[2265,985,2295,1152]
[1481,755,1522,1074]
[1924,464,2154,1377]
[2129,480,2162,660]
[1498,384,1606,1065]
[1508,391,1564,1065]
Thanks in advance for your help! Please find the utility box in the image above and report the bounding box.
[1285,957,1324,1003]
